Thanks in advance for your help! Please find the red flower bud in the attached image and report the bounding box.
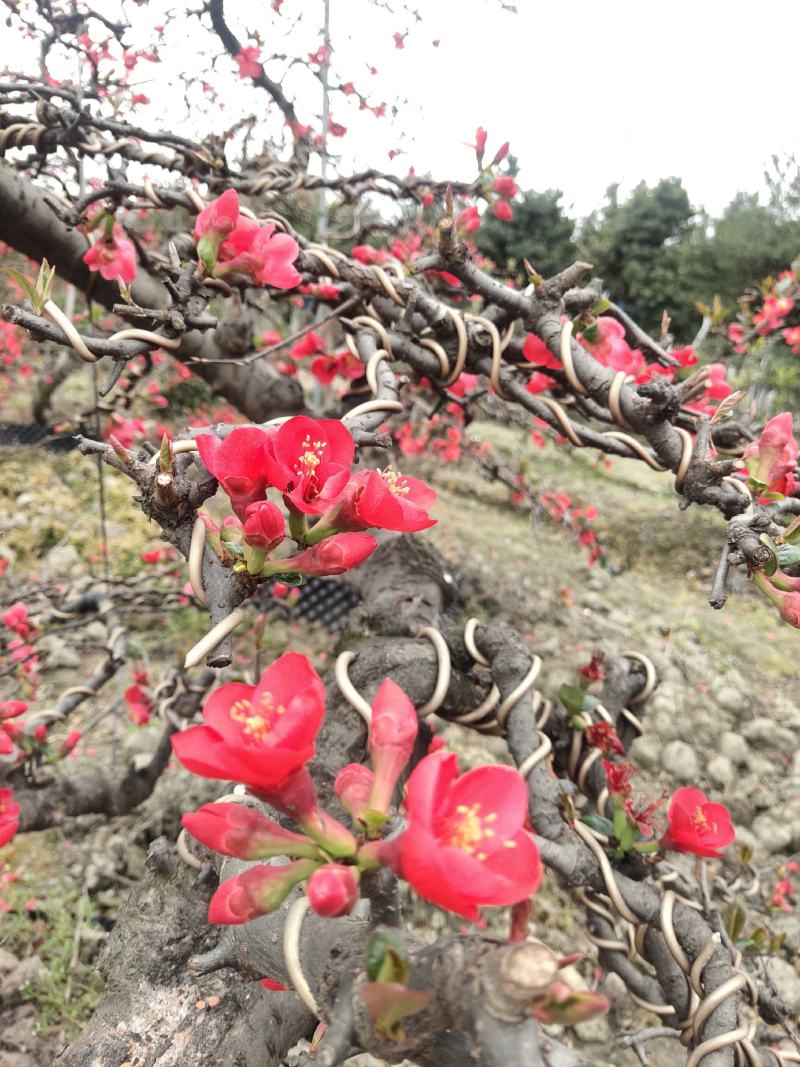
[59,730,81,758]
[182,802,321,861]
[335,763,375,823]
[0,701,28,721]
[271,534,377,577]
[307,863,359,917]
[208,859,319,924]
[367,679,419,814]
[243,500,285,552]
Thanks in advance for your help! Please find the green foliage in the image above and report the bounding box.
[475,189,577,282]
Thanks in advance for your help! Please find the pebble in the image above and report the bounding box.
[750,812,795,853]
[766,957,800,1014]
[706,755,735,788]
[713,686,746,715]
[719,732,750,765]
[741,718,797,751]
[573,1016,612,1043]
[630,736,661,772]
[661,740,699,782]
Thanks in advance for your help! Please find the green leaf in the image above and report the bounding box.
[725,903,746,942]
[777,544,800,567]
[366,930,409,984]
[558,684,587,717]
[759,534,778,577]
[8,270,42,312]
[579,813,615,838]
[360,981,431,1040]
[592,299,611,315]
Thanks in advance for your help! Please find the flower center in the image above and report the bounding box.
[443,803,506,860]
[381,467,410,496]
[692,805,716,834]
[295,435,326,480]
[229,690,285,742]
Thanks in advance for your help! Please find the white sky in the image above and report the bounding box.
[2,0,799,220]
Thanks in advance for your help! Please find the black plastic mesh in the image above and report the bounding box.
[259,576,359,631]
[0,422,79,453]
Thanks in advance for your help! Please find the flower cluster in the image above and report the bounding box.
[193,190,301,289]
[177,657,541,926]
[194,416,437,581]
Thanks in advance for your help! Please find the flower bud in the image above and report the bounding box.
[307,864,359,917]
[183,802,321,861]
[261,533,377,578]
[335,763,375,823]
[367,679,418,814]
[59,730,81,758]
[208,859,319,924]
[243,500,285,552]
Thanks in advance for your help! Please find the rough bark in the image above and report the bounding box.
[0,165,303,421]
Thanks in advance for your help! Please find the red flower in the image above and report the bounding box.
[351,245,389,265]
[603,759,633,798]
[307,864,359,917]
[194,189,239,243]
[579,651,605,683]
[316,468,436,535]
[367,679,419,813]
[83,227,137,284]
[491,200,513,222]
[235,45,262,79]
[456,205,481,234]
[141,549,162,564]
[171,653,325,792]
[661,787,735,858]
[491,176,518,200]
[271,533,377,577]
[243,500,285,552]
[3,602,31,639]
[182,802,321,861]
[263,416,354,515]
[584,722,623,757]
[742,412,797,499]
[578,317,644,378]
[383,752,541,920]
[124,684,152,726]
[208,860,319,924]
[0,788,20,848]
[217,223,302,289]
[523,333,562,370]
[195,426,274,520]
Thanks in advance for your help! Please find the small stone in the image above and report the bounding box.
[713,686,746,715]
[792,748,800,778]
[719,732,750,765]
[661,740,699,782]
[37,633,81,670]
[766,957,800,1014]
[0,948,19,973]
[750,813,794,853]
[629,736,661,772]
[207,995,220,1008]
[706,755,735,788]
[573,1015,612,1043]
[650,711,683,742]
[195,1000,207,1010]
[742,718,796,751]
